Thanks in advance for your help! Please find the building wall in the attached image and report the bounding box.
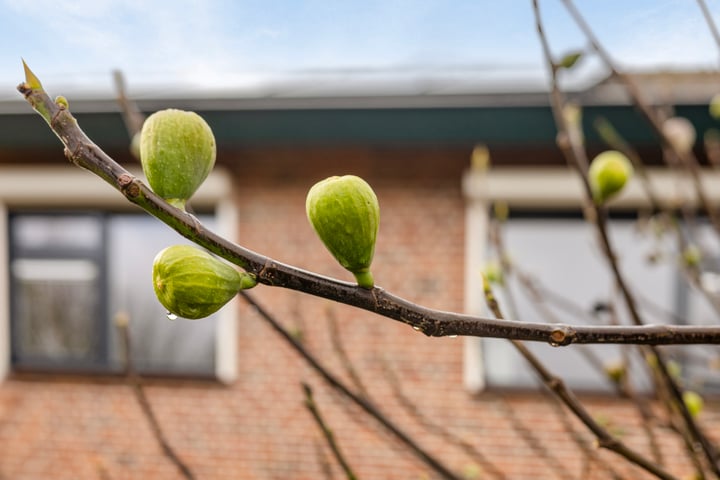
[0,152,717,479]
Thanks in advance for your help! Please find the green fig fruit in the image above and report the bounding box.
[152,244,256,320]
[682,245,702,268]
[306,175,379,289]
[711,94,720,120]
[482,261,504,286]
[683,390,704,418]
[603,360,627,383]
[140,109,216,210]
[588,150,633,204]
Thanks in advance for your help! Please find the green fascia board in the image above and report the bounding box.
[0,103,715,149]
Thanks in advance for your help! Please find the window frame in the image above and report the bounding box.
[461,166,720,394]
[9,210,110,372]
[0,166,238,383]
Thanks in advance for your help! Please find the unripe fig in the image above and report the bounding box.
[306,175,379,289]
[662,116,696,153]
[710,94,720,120]
[140,109,216,210]
[603,360,627,383]
[152,245,256,320]
[683,390,704,418]
[682,245,702,268]
[588,150,633,204]
[482,261,504,286]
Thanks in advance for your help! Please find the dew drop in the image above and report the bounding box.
[549,341,560,348]
[166,312,178,321]
[412,326,422,332]
[449,335,458,339]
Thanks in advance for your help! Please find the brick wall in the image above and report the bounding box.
[0,153,717,479]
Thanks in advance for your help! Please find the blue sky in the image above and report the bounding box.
[1,0,719,100]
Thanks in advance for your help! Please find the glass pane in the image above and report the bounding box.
[12,259,100,361]
[483,218,674,391]
[678,222,720,392]
[107,214,218,376]
[12,215,102,251]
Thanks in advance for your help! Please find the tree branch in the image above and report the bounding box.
[533,1,720,474]
[559,0,720,239]
[115,313,195,480]
[239,291,462,480]
[303,383,358,480]
[483,280,678,480]
[15,69,720,346]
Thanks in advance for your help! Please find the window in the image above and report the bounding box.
[675,222,720,393]
[481,214,681,392]
[9,211,222,377]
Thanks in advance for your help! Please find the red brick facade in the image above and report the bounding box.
[0,147,718,479]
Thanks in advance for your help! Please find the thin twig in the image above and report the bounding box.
[239,291,462,480]
[560,0,720,239]
[594,116,720,317]
[303,383,358,480]
[15,68,720,345]
[326,305,369,398]
[381,358,507,480]
[114,313,195,480]
[696,0,720,61]
[489,220,646,477]
[533,2,720,475]
[315,441,337,480]
[112,70,145,141]
[483,279,678,480]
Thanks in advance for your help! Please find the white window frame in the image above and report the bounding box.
[461,166,720,393]
[0,165,239,384]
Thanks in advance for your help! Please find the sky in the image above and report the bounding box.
[0,0,719,100]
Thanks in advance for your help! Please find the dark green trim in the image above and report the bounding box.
[0,103,716,149]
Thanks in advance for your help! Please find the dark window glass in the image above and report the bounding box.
[9,211,219,377]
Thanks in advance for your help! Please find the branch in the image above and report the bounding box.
[559,0,720,239]
[114,313,195,480]
[16,68,720,347]
[380,358,507,480]
[533,2,720,475]
[696,0,720,60]
[327,305,369,398]
[303,383,358,480]
[483,280,678,480]
[239,291,462,480]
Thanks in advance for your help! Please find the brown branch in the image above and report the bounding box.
[326,305,369,398]
[697,0,720,60]
[381,359,507,480]
[533,2,720,475]
[594,116,720,317]
[315,441,337,480]
[303,383,358,480]
[112,70,145,140]
[483,279,678,480]
[114,313,195,480]
[238,291,462,480]
[489,217,661,472]
[560,0,720,239]
[15,72,720,346]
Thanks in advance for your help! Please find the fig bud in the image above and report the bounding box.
[152,245,256,320]
[710,94,720,120]
[140,109,216,210]
[683,390,704,418]
[306,175,379,289]
[588,150,633,204]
